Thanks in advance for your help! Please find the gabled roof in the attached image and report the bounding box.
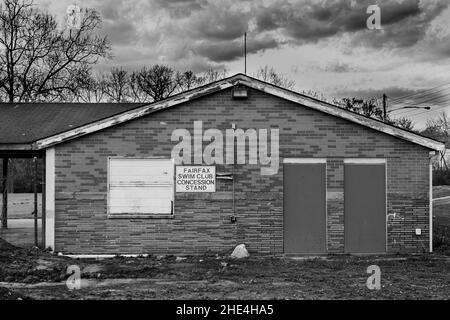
[0,74,445,152]
[0,102,143,149]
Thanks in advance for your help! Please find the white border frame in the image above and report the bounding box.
[107,157,175,218]
[282,158,328,254]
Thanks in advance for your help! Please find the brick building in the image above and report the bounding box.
[0,74,444,255]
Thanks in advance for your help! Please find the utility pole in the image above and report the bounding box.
[382,94,387,122]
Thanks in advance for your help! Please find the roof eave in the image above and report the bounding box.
[0,143,34,151]
[237,78,445,153]
[33,78,238,150]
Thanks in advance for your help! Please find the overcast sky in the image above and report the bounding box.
[36,0,450,128]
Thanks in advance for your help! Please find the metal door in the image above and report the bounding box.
[284,160,327,254]
[344,161,386,254]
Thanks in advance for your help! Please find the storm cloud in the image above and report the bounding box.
[34,0,450,127]
[255,0,448,48]
[36,0,449,68]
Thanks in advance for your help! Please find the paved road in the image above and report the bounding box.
[0,193,42,219]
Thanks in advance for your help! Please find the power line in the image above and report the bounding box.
[389,90,450,109]
[390,91,450,108]
[398,102,450,118]
[391,106,433,117]
[388,88,445,103]
[376,86,449,127]
[390,83,450,102]
[387,91,450,119]
[389,107,427,113]
[407,104,450,118]
[391,98,450,118]
[403,95,450,109]
[403,108,432,116]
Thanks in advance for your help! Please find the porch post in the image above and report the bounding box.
[45,148,55,251]
[1,158,8,229]
[33,157,38,247]
[41,155,46,249]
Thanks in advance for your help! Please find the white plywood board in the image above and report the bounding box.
[108,158,174,215]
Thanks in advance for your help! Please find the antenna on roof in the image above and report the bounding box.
[244,32,247,75]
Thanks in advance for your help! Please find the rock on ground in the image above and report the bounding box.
[231,244,249,259]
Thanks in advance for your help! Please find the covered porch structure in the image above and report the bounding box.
[0,102,143,249]
[0,150,45,248]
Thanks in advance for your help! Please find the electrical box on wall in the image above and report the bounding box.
[415,228,422,236]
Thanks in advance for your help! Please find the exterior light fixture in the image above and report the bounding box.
[232,85,248,99]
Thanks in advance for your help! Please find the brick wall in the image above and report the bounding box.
[53,88,431,255]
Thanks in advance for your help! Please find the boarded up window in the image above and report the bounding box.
[108,158,174,216]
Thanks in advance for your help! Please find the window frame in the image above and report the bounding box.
[107,157,175,219]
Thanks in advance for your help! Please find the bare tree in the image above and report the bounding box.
[301,89,329,102]
[0,0,110,102]
[390,117,415,131]
[422,112,450,143]
[177,70,203,92]
[103,67,129,102]
[421,112,450,170]
[129,71,147,103]
[72,68,106,103]
[201,68,228,84]
[334,96,416,131]
[132,65,179,102]
[254,65,296,90]
[335,97,384,120]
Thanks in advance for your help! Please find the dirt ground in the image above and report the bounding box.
[1,190,449,300]
[0,238,448,300]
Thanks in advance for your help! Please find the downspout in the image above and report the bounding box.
[429,151,436,253]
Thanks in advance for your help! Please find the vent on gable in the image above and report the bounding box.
[232,85,248,99]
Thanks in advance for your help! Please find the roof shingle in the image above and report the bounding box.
[0,103,143,144]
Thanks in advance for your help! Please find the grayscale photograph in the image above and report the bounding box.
[0,0,448,308]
